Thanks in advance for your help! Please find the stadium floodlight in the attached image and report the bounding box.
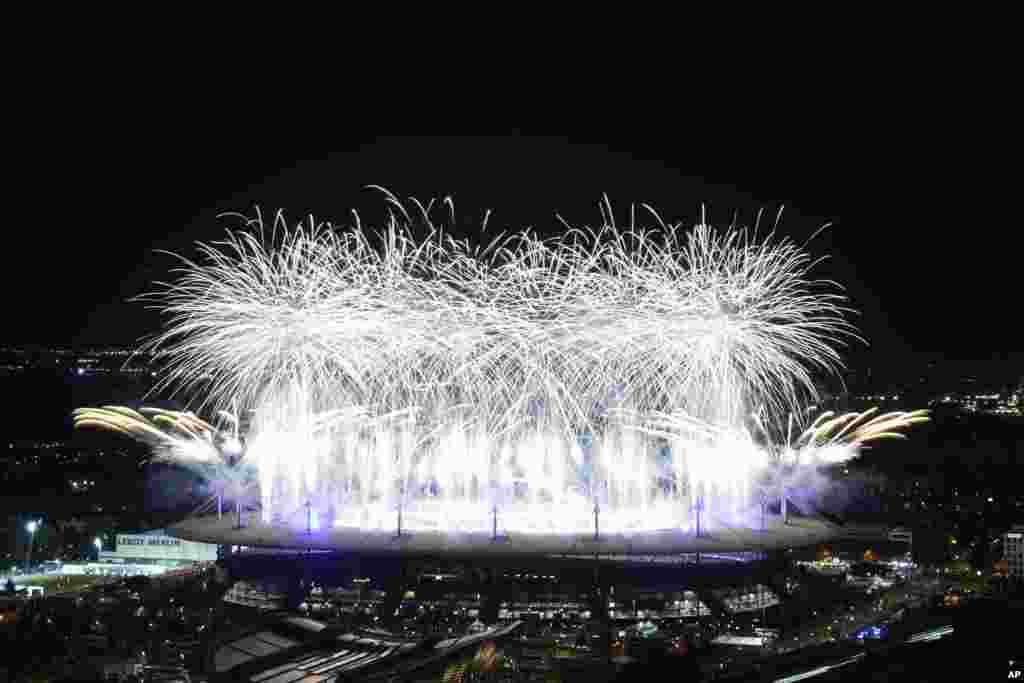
[25,520,40,572]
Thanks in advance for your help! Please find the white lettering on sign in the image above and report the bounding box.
[117,535,182,547]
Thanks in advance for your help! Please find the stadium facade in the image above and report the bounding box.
[100,528,218,566]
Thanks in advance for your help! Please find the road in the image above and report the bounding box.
[700,572,949,678]
[777,572,945,652]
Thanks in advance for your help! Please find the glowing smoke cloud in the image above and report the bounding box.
[765,407,930,520]
[108,192,925,535]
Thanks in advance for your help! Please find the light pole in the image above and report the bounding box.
[780,476,789,526]
[25,520,39,573]
[758,488,768,531]
[94,537,103,560]
[219,433,242,521]
[693,492,704,538]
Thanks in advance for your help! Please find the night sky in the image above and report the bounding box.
[12,132,1021,386]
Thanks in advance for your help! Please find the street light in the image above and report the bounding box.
[25,520,39,572]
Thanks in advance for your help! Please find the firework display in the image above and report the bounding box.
[81,193,928,538]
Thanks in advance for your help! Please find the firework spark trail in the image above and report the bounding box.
[102,194,925,534]
[780,408,932,466]
[72,406,225,464]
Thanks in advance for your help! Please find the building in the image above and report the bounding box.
[100,528,217,567]
[888,527,913,544]
[1003,525,1024,580]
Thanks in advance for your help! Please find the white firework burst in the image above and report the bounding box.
[108,192,920,535]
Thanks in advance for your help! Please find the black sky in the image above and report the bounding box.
[11,129,1021,385]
